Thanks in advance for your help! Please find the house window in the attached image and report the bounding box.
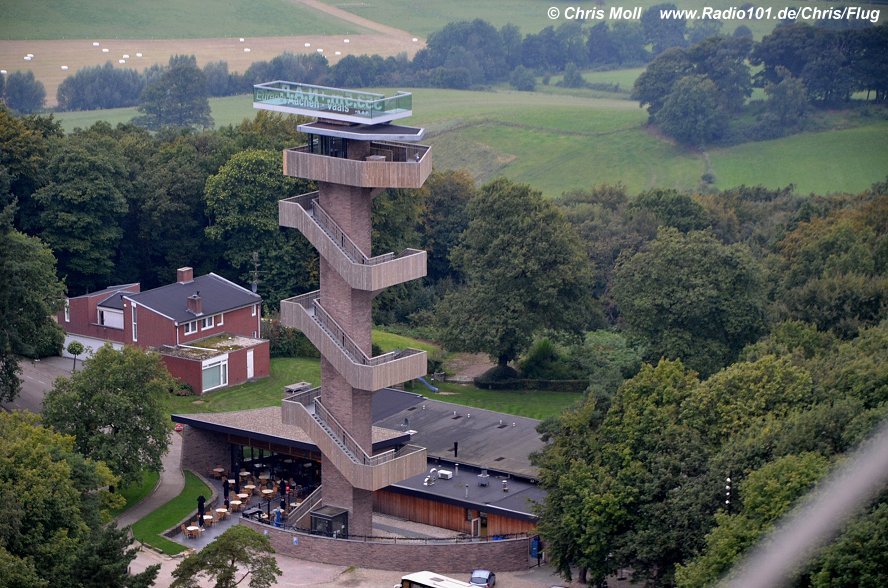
[184,321,197,335]
[216,313,223,326]
[99,309,124,329]
[64,299,70,322]
[252,304,257,317]
[200,315,214,330]
[202,358,228,392]
[131,304,138,342]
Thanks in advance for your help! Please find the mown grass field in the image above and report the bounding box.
[710,122,888,195]
[55,85,888,197]
[0,0,357,39]
[317,0,885,37]
[417,381,583,421]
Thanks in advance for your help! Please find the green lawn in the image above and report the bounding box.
[0,0,359,39]
[416,381,583,420]
[165,357,320,415]
[110,470,160,518]
[373,329,440,355]
[710,121,888,195]
[131,470,211,555]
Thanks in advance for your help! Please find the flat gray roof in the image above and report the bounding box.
[374,392,544,479]
[389,462,545,520]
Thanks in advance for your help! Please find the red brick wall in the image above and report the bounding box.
[125,302,177,348]
[253,340,270,378]
[60,286,139,344]
[246,521,532,572]
[161,340,268,394]
[162,354,202,393]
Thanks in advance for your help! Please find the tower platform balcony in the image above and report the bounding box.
[281,291,428,391]
[282,387,427,491]
[283,142,431,189]
[280,192,427,292]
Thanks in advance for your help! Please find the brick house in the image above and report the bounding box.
[60,267,270,394]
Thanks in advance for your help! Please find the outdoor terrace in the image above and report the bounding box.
[282,142,431,188]
[253,81,413,124]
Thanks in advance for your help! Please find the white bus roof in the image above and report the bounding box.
[399,571,475,588]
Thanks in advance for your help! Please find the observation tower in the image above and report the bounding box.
[254,82,432,537]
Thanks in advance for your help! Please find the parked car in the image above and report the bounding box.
[469,570,496,587]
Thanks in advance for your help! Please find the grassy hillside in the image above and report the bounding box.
[316,0,884,37]
[0,0,359,39]
[54,87,888,197]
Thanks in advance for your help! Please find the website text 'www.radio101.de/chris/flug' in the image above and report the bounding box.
[549,5,880,23]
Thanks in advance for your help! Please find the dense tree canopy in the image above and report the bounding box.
[436,178,599,366]
[0,412,158,587]
[42,344,175,486]
[0,208,65,401]
[33,130,130,293]
[612,228,767,376]
[205,149,316,304]
[3,70,46,114]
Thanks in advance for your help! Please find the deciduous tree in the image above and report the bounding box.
[42,344,174,486]
[171,525,282,588]
[436,178,598,366]
[134,54,213,130]
[33,130,130,293]
[612,228,766,376]
[0,411,157,587]
[205,149,316,304]
[0,208,65,402]
[657,75,724,146]
[3,70,45,114]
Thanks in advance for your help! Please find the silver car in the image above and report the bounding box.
[469,570,496,587]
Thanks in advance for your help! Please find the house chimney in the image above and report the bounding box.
[187,291,202,315]
[177,267,194,284]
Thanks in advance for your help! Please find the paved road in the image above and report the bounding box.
[1,356,79,413]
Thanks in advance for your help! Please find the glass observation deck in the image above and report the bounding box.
[253,81,413,124]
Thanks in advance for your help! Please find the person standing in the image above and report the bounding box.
[197,495,206,526]
[222,478,230,500]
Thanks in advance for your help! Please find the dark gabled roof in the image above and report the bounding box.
[70,283,139,300]
[97,291,127,310]
[127,273,260,323]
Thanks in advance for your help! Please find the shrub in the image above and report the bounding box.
[261,319,319,358]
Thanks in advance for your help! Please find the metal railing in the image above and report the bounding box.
[368,141,429,163]
[253,81,412,122]
[287,192,401,266]
[287,485,322,527]
[283,388,425,468]
[284,291,423,368]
